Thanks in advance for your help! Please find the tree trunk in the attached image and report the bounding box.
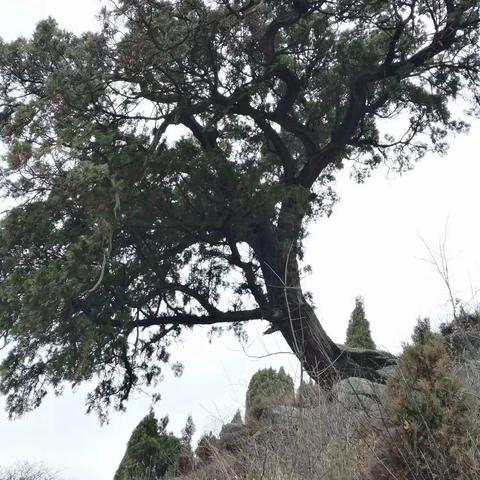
[276,296,397,385]
[252,222,396,387]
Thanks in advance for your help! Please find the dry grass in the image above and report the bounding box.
[179,395,380,480]
[177,320,480,480]
[127,314,480,480]
[129,383,480,480]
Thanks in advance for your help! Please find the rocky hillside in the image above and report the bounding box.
[177,314,480,480]
[113,312,480,480]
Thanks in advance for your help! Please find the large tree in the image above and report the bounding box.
[0,0,479,417]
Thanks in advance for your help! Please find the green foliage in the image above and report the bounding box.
[178,415,195,475]
[245,367,294,426]
[114,412,182,480]
[181,415,196,446]
[230,409,242,424]
[218,421,247,453]
[345,296,375,350]
[0,1,479,417]
[382,319,479,479]
[216,408,247,452]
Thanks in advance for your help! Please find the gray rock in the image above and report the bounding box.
[333,377,387,412]
[259,405,302,429]
[378,364,398,379]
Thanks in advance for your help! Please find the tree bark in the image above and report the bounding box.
[251,221,396,387]
[276,295,395,385]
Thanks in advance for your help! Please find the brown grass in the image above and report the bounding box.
[177,319,480,480]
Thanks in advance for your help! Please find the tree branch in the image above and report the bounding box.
[137,308,264,328]
[297,0,472,188]
[225,235,269,309]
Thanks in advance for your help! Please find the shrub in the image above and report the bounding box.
[215,409,247,452]
[177,415,195,475]
[378,319,479,479]
[114,412,182,480]
[441,308,480,359]
[218,422,247,452]
[345,296,375,350]
[230,409,242,424]
[0,463,58,480]
[245,367,294,429]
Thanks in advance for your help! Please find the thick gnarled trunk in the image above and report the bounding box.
[267,270,396,386]
[276,295,395,385]
[252,221,396,387]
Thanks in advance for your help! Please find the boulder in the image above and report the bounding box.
[258,405,303,429]
[378,364,398,379]
[333,377,387,412]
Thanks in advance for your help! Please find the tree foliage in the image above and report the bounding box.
[114,411,183,480]
[245,367,294,426]
[381,319,479,479]
[230,409,243,424]
[345,296,375,350]
[0,0,479,416]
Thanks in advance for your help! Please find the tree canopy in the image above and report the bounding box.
[0,0,479,417]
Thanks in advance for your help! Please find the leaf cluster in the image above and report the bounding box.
[114,411,191,480]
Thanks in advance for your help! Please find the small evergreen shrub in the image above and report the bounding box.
[230,409,242,424]
[345,296,375,350]
[217,409,247,452]
[177,415,195,474]
[245,367,294,429]
[114,412,183,480]
[218,422,247,452]
[377,319,479,479]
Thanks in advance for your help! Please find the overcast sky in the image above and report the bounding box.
[1,2,480,480]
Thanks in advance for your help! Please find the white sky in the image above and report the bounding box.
[0,2,479,479]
